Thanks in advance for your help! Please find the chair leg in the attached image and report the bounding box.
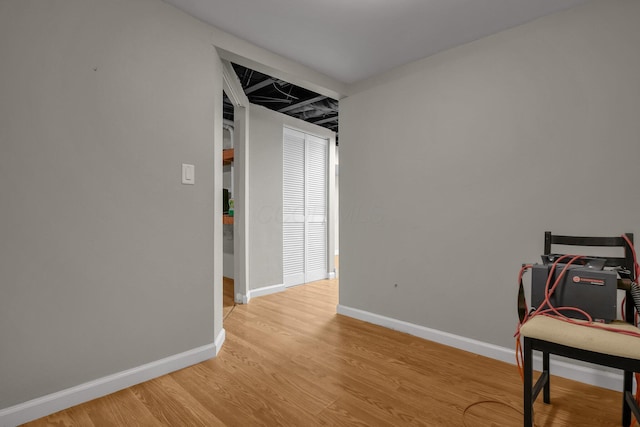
[543,351,550,404]
[623,370,633,427]
[524,338,534,427]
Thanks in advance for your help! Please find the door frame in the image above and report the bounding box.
[222,60,250,304]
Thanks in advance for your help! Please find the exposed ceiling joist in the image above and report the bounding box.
[312,116,339,126]
[245,78,276,95]
[225,63,339,142]
[278,95,327,114]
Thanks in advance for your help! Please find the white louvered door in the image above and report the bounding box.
[304,134,328,283]
[283,129,306,286]
[283,128,328,287]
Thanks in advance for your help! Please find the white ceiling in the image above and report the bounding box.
[165,0,590,85]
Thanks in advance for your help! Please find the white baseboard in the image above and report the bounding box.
[328,271,336,279]
[246,283,285,302]
[336,305,623,392]
[0,329,225,427]
[215,328,226,356]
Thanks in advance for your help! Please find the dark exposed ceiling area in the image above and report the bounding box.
[223,63,339,142]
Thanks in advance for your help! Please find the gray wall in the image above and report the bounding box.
[340,0,640,349]
[248,104,336,290]
[0,0,223,409]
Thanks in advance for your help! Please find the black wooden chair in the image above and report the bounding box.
[520,232,640,426]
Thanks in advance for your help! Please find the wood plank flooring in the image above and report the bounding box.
[223,277,235,319]
[25,277,622,426]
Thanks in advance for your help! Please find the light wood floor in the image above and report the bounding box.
[25,277,622,426]
[223,276,235,319]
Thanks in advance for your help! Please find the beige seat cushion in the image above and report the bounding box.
[520,315,640,359]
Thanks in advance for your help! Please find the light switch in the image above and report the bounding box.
[182,163,195,185]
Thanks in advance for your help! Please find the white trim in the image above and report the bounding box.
[336,305,624,392]
[237,292,249,304]
[247,284,286,302]
[0,331,225,427]
[328,271,336,279]
[215,328,226,356]
[221,60,249,107]
[283,124,331,143]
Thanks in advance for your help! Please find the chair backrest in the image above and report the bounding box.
[544,231,636,324]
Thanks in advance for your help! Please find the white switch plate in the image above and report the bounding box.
[182,164,195,185]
